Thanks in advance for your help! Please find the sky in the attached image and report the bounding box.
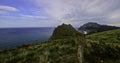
[0,0,120,27]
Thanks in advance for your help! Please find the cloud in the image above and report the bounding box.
[0,10,8,14]
[0,5,19,12]
[20,14,49,19]
[0,0,120,27]
[0,14,49,21]
[107,9,120,23]
[31,0,120,26]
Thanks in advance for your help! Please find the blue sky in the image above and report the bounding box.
[0,0,120,27]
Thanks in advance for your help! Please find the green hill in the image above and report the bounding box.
[0,24,120,63]
[0,24,82,63]
[50,23,82,40]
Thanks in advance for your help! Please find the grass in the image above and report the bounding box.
[0,38,80,63]
[84,29,120,63]
[86,29,120,44]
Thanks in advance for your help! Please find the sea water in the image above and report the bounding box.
[0,27,54,50]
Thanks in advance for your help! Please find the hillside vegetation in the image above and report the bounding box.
[0,24,120,63]
[0,39,79,63]
[50,23,82,40]
[86,29,120,44]
[84,29,120,63]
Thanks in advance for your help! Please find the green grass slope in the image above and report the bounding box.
[84,29,120,63]
[86,29,120,44]
[0,38,79,63]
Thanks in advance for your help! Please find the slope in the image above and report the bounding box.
[0,39,79,63]
[84,29,120,63]
[86,29,120,44]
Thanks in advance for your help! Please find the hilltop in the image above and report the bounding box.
[78,22,120,34]
[50,23,82,40]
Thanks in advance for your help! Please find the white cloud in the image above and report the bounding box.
[0,5,19,12]
[0,14,50,22]
[30,0,120,26]
[108,9,120,21]
[20,14,49,19]
[1,0,120,27]
[109,13,120,22]
[0,11,8,14]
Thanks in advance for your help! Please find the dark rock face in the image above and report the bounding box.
[50,23,82,40]
[78,22,120,34]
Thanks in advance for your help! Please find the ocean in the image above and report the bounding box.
[0,27,54,50]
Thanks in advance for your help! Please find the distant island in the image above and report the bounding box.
[0,23,120,63]
[78,22,120,34]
